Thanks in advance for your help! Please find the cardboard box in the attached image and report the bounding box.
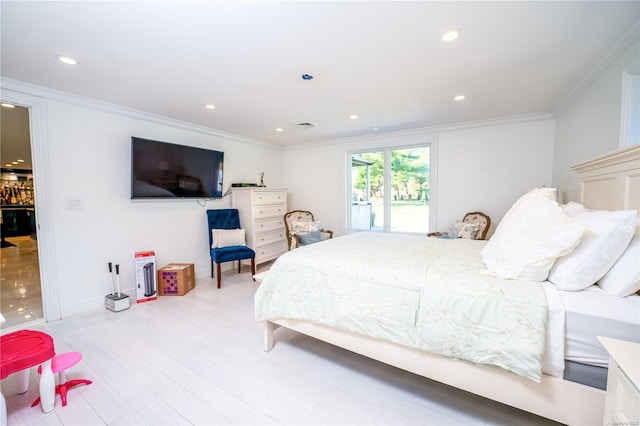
[134,251,157,303]
[157,263,195,296]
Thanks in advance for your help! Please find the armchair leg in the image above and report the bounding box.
[216,263,222,289]
[237,261,241,274]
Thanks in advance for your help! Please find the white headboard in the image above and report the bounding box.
[572,144,640,213]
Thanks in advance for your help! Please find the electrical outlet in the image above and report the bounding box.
[66,199,82,210]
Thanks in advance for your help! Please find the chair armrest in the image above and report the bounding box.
[427,232,446,238]
[321,229,333,239]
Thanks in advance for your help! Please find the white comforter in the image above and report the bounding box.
[255,232,557,381]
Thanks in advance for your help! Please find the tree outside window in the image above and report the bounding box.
[350,146,430,233]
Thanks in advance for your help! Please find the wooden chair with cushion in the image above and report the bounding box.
[284,210,333,250]
[427,211,491,240]
[206,209,256,288]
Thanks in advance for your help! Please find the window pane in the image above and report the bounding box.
[350,146,429,233]
[390,147,429,233]
[351,151,383,230]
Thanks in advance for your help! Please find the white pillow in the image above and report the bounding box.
[548,203,636,291]
[481,188,584,281]
[211,228,246,248]
[597,234,640,297]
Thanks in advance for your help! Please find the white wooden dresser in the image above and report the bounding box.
[232,187,288,265]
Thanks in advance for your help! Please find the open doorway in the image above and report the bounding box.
[0,103,43,328]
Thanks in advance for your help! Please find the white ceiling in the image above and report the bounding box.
[1,1,639,156]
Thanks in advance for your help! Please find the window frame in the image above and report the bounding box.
[620,70,640,148]
[346,141,436,234]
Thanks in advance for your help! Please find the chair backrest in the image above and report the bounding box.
[463,211,491,240]
[284,210,315,250]
[206,209,241,247]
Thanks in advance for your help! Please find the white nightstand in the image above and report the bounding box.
[598,336,640,426]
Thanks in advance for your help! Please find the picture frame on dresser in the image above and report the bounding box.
[231,187,288,265]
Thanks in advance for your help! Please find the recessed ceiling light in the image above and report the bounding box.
[454,95,466,101]
[56,55,78,65]
[1,103,15,108]
[17,159,24,163]
[372,127,380,131]
[275,128,283,132]
[349,115,358,120]
[205,104,216,110]
[442,29,462,42]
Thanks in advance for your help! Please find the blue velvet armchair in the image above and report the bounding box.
[206,209,256,288]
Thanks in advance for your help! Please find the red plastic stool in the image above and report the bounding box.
[31,352,92,408]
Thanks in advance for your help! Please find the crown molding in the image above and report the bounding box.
[551,17,640,117]
[0,78,282,150]
[285,111,554,151]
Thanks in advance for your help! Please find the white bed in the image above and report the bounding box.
[257,144,640,425]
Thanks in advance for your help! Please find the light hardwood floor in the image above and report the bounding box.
[1,265,560,426]
[0,236,44,329]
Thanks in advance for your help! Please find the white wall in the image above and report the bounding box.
[553,38,640,202]
[283,118,556,238]
[21,92,283,317]
[283,142,347,235]
[437,120,555,235]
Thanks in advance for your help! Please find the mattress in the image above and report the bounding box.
[560,285,640,368]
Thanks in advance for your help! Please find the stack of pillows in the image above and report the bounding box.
[481,187,639,297]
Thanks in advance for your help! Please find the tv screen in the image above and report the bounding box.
[131,137,224,199]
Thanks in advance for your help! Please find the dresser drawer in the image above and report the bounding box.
[253,191,286,205]
[255,229,286,247]
[255,205,285,219]
[232,187,287,266]
[255,241,287,263]
[255,217,285,233]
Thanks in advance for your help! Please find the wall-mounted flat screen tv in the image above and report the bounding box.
[131,137,224,199]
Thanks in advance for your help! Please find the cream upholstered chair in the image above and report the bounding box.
[284,210,333,250]
[428,211,491,240]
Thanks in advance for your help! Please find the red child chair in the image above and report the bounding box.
[31,352,92,408]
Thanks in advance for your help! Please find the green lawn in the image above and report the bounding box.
[370,200,429,233]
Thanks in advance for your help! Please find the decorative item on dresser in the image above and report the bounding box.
[232,187,288,265]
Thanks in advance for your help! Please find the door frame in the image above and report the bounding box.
[2,87,61,322]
